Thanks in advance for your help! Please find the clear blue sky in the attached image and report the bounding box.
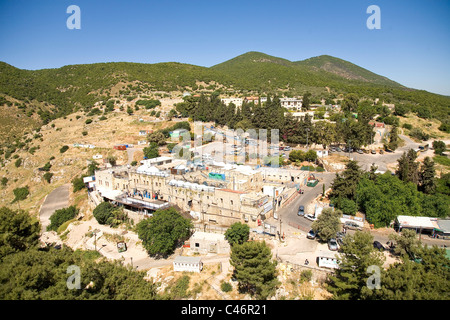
[0,0,449,95]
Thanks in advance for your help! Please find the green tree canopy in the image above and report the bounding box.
[47,206,78,232]
[229,241,279,299]
[224,222,250,246]
[136,208,192,257]
[311,208,342,242]
[327,231,384,300]
[0,207,40,259]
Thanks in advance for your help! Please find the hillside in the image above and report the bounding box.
[1,51,449,141]
[294,55,403,87]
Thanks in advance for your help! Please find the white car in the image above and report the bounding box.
[304,214,317,221]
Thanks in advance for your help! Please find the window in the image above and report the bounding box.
[195,243,200,248]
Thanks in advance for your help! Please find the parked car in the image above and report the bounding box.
[297,205,305,216]
[307,229,317,240]
[344,221,362,231]
[379,149,384,154]
[304,214,317,221]
[328,238,339,251]
[373,241,385,251]
[336,147,342,152]
[284,146,291,151]
[356,149,364,154]
[371,150,376,154]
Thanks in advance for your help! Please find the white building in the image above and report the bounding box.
[221,98,243,107]
[280,98,302,111]
[173,256,203,273]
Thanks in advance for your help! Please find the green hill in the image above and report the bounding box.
[1,51,449,130]
[294,55,403,88]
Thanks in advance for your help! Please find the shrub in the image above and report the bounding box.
[14,158,22,168]
[72,176,85,192]
[60,145,69,153]
[85,119,93,124]
[43,172,53,183]
[47,206,78,232]
[93,202,115,225]
[82,131,88,136]
[221,281,232,293]
[1,177,8,187]
[12,186,29,203]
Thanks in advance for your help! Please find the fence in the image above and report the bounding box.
[287,221,311,233]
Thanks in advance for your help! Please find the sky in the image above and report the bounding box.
[0,0,449,95]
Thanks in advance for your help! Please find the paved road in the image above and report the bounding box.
[39,184,70,232]
[332,134,420,171]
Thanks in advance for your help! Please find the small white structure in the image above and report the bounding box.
[189,231,230,254]
[173,256,203,273]
[317,251,339,269]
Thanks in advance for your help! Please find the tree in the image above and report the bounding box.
[136,208,192,257]
[225,222,250,246]
[87,161,99,176]
[432,140,446,155]
[1,177,8,187]
[72,176,86,192]
[105,156,117,166]
[229,241,279,299]
[147,131,167,146]
[419,157,436,194]
[302,92,311,110]
[311,208,342,242]
[395,149,419,185]
[12,186,29,203]
[143,142,159,159]
[329,160,362,207]
[92,202,115,225]
[92,202,127,227]
[0,207,40,259]
[386,124,399,151]
[327,231,385,300]
[47,206,78,232]
[341,93,359,113]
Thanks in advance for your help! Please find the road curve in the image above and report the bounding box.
[39,184,70,232]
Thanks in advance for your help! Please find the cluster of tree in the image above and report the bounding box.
[143,142,160,159]
[135,99,161,109]
[327,230,450,300]
[288,149,318,163]
[175,93,378,150]
[0,206,159,300]
[329,154,449,228]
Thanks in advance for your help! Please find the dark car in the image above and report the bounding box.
[307,229,317,239]
[328,238,339,251]
[297,205,305,216]
[373,241,385,251]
